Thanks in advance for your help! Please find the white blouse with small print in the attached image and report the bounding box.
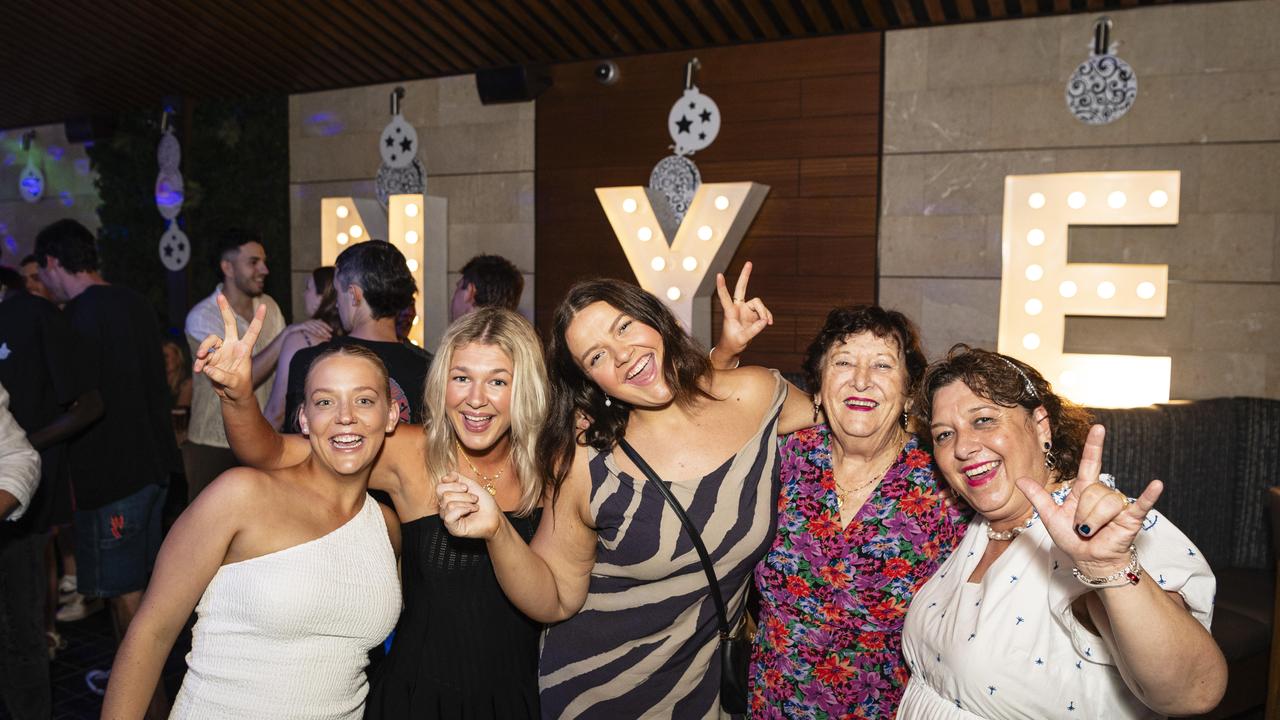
[897,477,1215,719]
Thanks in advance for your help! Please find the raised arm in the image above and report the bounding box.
[0,384,39,521]
[710,263,814,434]
[193,295,309,470]
[102,469,252,718]
[1017,426,1227,715]
[438,452,597,623]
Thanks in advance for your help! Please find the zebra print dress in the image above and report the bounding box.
[538,372,786,719]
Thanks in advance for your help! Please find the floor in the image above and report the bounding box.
[0,608,189,720]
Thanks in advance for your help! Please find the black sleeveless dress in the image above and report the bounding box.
[365,510,542,719]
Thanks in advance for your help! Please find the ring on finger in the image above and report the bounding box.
[733,296,745,303]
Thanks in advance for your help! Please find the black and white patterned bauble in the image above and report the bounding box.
[379,114,419,169]
[1066,54,1137,125]
[376,157,427,209]
[649,154,701,240]
[159,225,190,271]
[667,86,720,156]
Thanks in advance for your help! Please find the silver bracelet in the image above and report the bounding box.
[1072,545,1142,588]
[709,346,740,370]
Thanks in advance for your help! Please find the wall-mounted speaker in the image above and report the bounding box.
[476,65,551,105]
[64,116,116,144]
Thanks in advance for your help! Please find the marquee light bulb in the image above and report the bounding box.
[405,230,418,245]
[1097,281,1116,299]
[1059,280,1078,298]
[622,198,637,214]
[350,225,363,238]
[682,256,697,272]
[1107,191,1127,209]
[1024,298,1043,315]
[406,259,419,272]
[697,225,713,241]
[1067,191,1086,209]
[1137,282,1156,299]
[714,195,730,210]
[1023,333,1041,350]
[1028,193,1046,209]
[650,257,666,271]
[1027,228,1045,246]
[1025,264,1044,281]
[666,287,681,301]
[337,232,349,245]
[405,203,419,218]
[637,227,652,242]
[336,205,349,219]
[1148,190,1169,208]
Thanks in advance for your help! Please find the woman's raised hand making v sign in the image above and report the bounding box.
[192,294,266,403]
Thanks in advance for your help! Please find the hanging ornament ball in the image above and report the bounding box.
[1066,54,1137,125]
[379,114,420,169]
[157,130,181,170]
[18,164,44,203]
[376,157,427,209]
[155,169,185,220]
[668,86,721,156]
[649,154,701,239]
[159,225,191,271]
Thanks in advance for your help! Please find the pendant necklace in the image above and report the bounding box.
[454,439,505,497]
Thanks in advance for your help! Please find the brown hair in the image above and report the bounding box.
[310,266,343,336]
[913,344,1094,481]
[538,279,713,496]
[304,344,390,401]
[802,304,928,399]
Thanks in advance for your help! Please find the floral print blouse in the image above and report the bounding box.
[750,426,967,719]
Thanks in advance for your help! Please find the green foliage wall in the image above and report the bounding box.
[88,96,290,326]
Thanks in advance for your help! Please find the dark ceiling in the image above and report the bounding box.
[3,0,1195,130]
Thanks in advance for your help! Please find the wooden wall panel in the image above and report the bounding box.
[535,33,882,373]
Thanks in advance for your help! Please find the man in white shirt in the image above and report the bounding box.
[183,229,329,502]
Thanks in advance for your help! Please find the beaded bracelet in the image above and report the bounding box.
[1072,545,1142,588]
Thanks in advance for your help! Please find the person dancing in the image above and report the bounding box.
[103,297,402,719]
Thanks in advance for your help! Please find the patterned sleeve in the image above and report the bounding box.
[1049,498,1215,665]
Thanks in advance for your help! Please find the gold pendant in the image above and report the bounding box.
[484,483,497,497]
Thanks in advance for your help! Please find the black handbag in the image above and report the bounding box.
[618,439,750,716]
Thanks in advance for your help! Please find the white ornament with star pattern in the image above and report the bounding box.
[376,87,425,209]
[667,85,720,156]
[159,224,190,272]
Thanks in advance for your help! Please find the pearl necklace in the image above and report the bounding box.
[454,439,505,497]
[987,517,1035,541]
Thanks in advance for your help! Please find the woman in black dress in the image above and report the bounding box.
[215,307,548,717]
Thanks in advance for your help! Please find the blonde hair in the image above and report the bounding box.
[422,308,547,516]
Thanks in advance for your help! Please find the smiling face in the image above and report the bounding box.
[565,301,672,408]
[445,342,515,453]
[819,332,909,447]
[223,241,268,297]
[928,379,1052,527]
[298,353,399,477]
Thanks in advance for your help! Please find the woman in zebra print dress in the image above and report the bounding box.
[439,269,815,718]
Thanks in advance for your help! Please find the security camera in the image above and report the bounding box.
[594,61,619,85]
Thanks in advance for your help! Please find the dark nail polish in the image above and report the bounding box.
[1077,524,1091,536]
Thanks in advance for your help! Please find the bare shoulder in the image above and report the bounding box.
[198,466,272,511]
[708,365,781,408]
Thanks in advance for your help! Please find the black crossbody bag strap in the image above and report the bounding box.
[617,438,733,640]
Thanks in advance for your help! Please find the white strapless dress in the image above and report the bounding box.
[170,495,401,719]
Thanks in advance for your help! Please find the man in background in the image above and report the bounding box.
[449,253,524,322]
[183,229,328,502]
[20,255,53,302]
[284,240,431,433]
[35,219,178,719]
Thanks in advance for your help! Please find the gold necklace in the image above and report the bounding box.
[833,437,904,511]
[454,439,506,496]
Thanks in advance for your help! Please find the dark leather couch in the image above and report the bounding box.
[1089,398,1280,718]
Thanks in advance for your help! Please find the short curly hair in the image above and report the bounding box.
[801,305,927,399]
[335,240,418,320]
[913,345,1094,482]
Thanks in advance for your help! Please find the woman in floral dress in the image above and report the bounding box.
[750,306,968,718]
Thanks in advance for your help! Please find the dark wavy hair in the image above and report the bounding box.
[310,266,343,336]
[211,228,263,280]
[460,254,523,312]
[538,279,713,496]
[335,240,417,320]
[802,305,927,406]
[913,345,1094,482]
[34,219,99,272]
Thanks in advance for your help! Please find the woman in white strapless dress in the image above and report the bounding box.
[104,298,403,720]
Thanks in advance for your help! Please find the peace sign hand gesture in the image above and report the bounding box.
[1015,425,1163,578]
[192,294,265,403]
[713,261,774,361]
